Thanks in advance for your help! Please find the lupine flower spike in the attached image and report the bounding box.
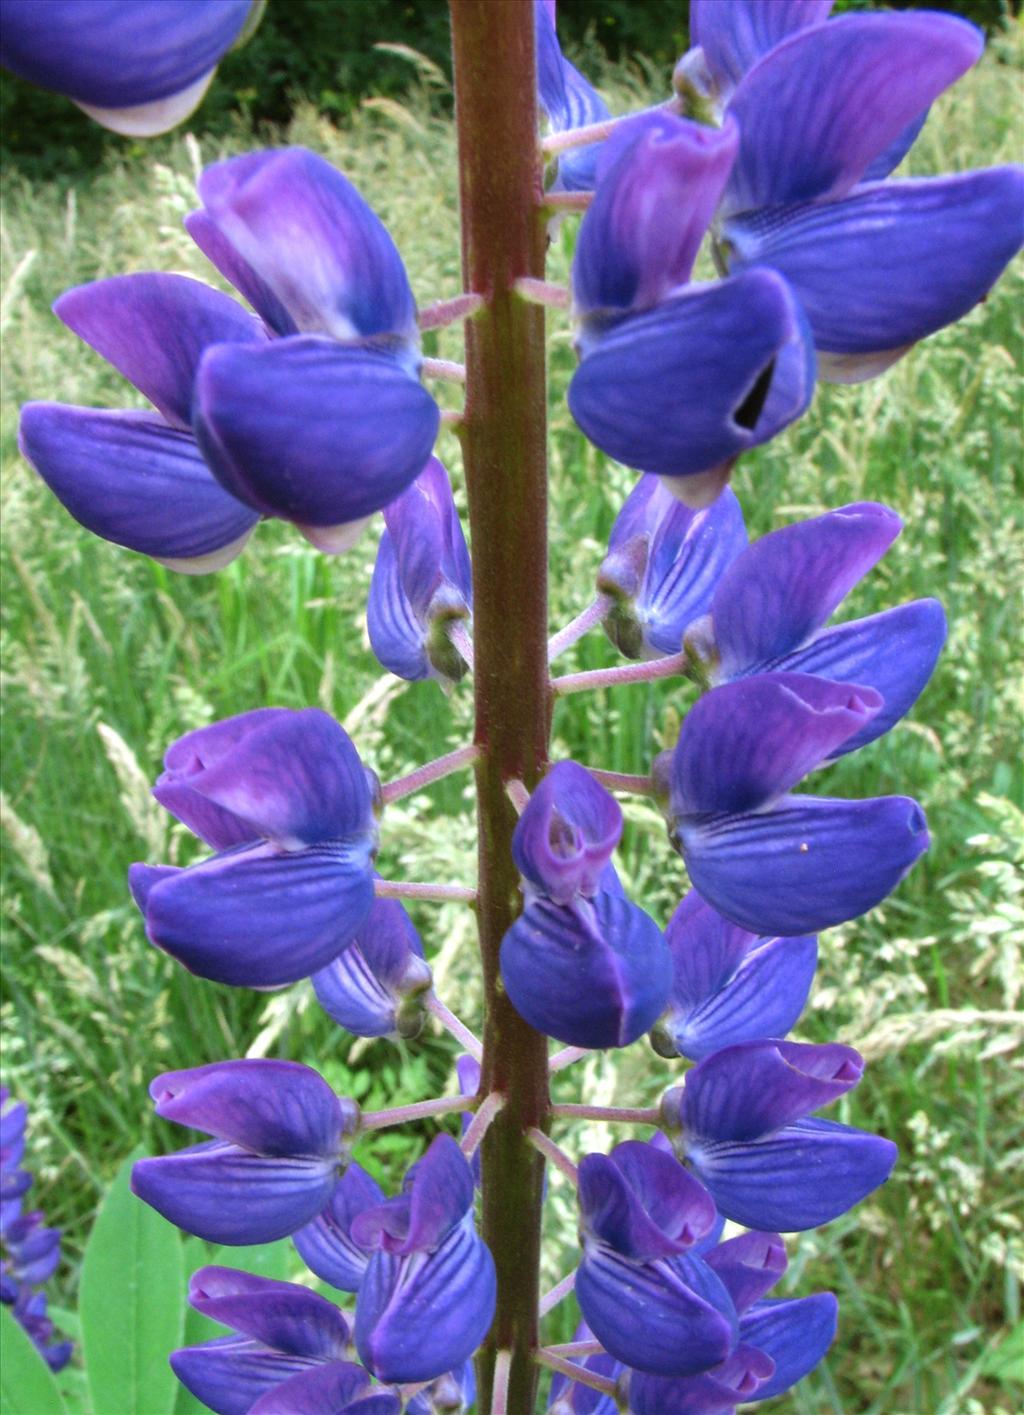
[0,1090,72,1372]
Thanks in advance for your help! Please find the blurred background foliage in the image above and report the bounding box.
[1,0,1020,179]
[1,3,1022,1413]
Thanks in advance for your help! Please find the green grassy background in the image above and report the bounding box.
[1,27,1022,1415]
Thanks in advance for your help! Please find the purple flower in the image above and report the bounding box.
[405,1362,476,1414]
[598,476,747,659]
[129,708,377,988]
[292,1160,383,1294]
[568,111,815,508]
[708,11,1024,381]
[352,1134,496,1382]
[661,1040,897,1231]
[20,149,440,568]
[679,0,834,112]
[248,1363,400,1415]
[662,672,929,935]
[0,0,254,136]
[576,1139,732,1376]
[132,1059,359,1244]
[367,458,473,686]
[170,1266,355,1415]
[313,895,432,1041]
[500,763,671,1047]
[535,0,611,193]
[20,274,265,573]
[685,501,946,756]
[652,889,817,1061]
[548,1324,621,1414]
[627,1228,838,1411]
[0,1090,71,1372]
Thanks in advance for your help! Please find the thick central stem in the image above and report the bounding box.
[449,1,551,1408]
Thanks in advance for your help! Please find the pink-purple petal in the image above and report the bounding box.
[709,502,902,676]
[194,147,417,342]
[53,273,264,430]
[574,113,738,315]
[723,12,984,215]
[670,673,882,819]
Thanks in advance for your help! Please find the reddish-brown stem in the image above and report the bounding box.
[450,3,552,1409]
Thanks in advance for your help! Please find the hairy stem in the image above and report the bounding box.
[418,292,485,330]
[547,594,613,662]
[461,1091,507,1157]
[585,767,658,795]
[380,743,480,805]
[421,356,467,382]
[360,1094,475,1131]
[552,647,690,695]
[450,3,551,1408]
[548,1045,591,1073]
[535,1350,619,1397]
[551,1102,660,1124]
[527,1128,578,1185]
[539,1269,576,1317]
[373,879,477,904]
[425,992,483,1060]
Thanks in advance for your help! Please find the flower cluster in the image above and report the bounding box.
[563,1,1022,498]
[20,148,440,571]
[12,0,1024,1408]
[135,1061,494,1396]
[1,1089,72,1372]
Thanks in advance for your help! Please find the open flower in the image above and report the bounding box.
[652,889,817,1061]
[130,708,377,988]
[662,672,929,935]
[660,1040,897,1231]
[170,1266,355,1415]
[598,475,747,659]
[20,148,440,568]
[709,11,1024,381]
[683,501,946,755]
[576,1139,730,1376]
[568,112,815,507]
[132,1060,359,1245]
[0,0,255,135]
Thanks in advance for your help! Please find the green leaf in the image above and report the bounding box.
[0,1304,68,1415]
[980,1321,1024,1389]
[79,1149,185,1415]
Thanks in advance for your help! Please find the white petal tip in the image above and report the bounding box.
[297,515,372,555]
[75,69,216,137]
[659,462,734,510]
[157,527,254,575]
[818,345,913,385]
